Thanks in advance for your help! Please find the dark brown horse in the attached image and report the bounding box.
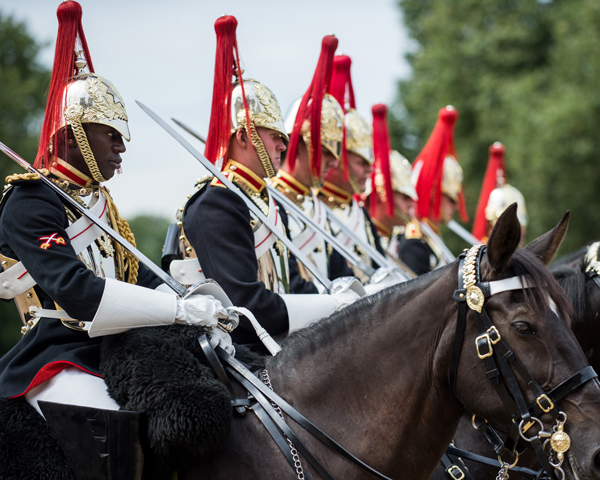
[180,206,600,480]
[432,242,600,480]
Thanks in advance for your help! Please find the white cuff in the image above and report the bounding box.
[280,294,337,333]
[88,278,178,338]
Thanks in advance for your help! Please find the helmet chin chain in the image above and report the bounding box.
[64,104,107,184]
[246,121,276,179]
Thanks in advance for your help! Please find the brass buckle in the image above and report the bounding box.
[476,334,493,359]
[487,325,501,344]
[536,394,555,413]
[218,321,234,333]
[446,465,466,480]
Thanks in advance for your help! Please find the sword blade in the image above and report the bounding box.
[137,101,334,293]
[0,141,187,296]
[418,221,456,263]
[266,186,376,277]
[172,118,207,144]
[447,220,480,246]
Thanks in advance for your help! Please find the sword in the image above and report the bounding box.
[171,116,412,281]
[137,101,334,293]
[418,220,456,263]
[266,185,376,277]
[0,141,188,296]
[172,118,207,144]
[319,202,414,280]
[447,219,480,246]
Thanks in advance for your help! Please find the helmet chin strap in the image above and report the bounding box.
[245,121,276,179]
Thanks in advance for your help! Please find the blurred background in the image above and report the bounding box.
[1,0,600,353]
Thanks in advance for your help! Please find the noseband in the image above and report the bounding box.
[449,245,597,480]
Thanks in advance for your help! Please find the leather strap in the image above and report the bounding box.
[217,347,393,480]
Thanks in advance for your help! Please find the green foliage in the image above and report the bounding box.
[127,214,171,266]
[0,12,49,356]
[393,0,600,254]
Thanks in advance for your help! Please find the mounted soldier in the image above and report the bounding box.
[0,2,238,478]
[472,142,528,245]
[398,105,467,275]
[315,54,387,284]
[171,18,361,353]
[367,103,418,261]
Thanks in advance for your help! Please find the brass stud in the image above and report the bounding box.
[27,320,34,326]
[459,293,464,298]
[21,326,27,334]
[26,292,32,298]
[79,321,85,328]
[296,194,303,201]
[1,261,6,266]
[185,247,193,253]
[176,221,183,227]
[230,165,237,171]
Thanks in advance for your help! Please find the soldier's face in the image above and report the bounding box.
[440,194,457,223]
[257,127,287,172]
[347,152,373,192]
[320,147,339,179]
[393,191,415,220]
[67,124,126,181]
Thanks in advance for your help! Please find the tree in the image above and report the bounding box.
[0,12,50,355]
[392,0,600,254]
[127,214,171,266]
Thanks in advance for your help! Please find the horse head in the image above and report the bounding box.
[452,204,600,480]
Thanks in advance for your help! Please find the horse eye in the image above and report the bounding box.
[513,322,535,335]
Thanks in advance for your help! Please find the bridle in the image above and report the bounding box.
[447,244,597,480]
[584,241,600,289]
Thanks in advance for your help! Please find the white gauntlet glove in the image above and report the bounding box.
[175,294,228,327]
[329,277,366,310]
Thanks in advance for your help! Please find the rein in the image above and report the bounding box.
[447,245,597,480]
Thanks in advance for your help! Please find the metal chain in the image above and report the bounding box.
[262,369,306,480]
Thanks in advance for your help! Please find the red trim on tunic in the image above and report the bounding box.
[9,361,102,398]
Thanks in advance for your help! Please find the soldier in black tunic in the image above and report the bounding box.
[0,0,230,418]
[171,20,360,352]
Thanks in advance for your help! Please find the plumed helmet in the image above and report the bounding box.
[35,0,129,183]
[344,109,373,164]
[486,184,528,227]
[389,150,417,200]
[285,35,342,187]
[411,106,468,222]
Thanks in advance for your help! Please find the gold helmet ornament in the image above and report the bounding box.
[204,16,287,178]
[284,93,344,161]
[35,0,129,184]
[327,54,373,193]
[486,184,528,227]
[285,35,342,188]
[389,150,418,201]
[411,106,468,222]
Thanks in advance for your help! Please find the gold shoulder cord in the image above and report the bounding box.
[5,169,50,184]
[463,244,485,313]
[103,187,139,284]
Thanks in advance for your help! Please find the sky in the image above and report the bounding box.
[2,0,413,219]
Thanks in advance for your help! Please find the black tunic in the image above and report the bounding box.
[183,184,317,346]
[397,234,439,276]
[0,180,160,398]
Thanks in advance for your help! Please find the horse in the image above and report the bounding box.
[431,241,600,480]
[177,205,600,480]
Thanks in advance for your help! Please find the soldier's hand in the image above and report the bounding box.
[174,294,228,327]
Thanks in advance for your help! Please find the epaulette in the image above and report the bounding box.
[210,177,227,189]
[405,220,423,240]
[5,170,48,185]
[194,175,213,190]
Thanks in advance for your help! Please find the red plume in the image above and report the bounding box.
[328,54,356,181]
[472,142,506,240]
[370,104,394,218]
[35,0,95,169]
[413,106,460,221]
[287,35,338,181]
[204,16,239,166]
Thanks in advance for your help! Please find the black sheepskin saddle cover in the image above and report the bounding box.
[100,324,265,471]
[0,396,75,479]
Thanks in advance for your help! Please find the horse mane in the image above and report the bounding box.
[490,248,574,324]
[273,247,574,367]
[272,264,453,367]
[551,245,588,270]
[551,267,586,324]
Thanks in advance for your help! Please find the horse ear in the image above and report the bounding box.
[525,211,570,265]
[486,203,521,272]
